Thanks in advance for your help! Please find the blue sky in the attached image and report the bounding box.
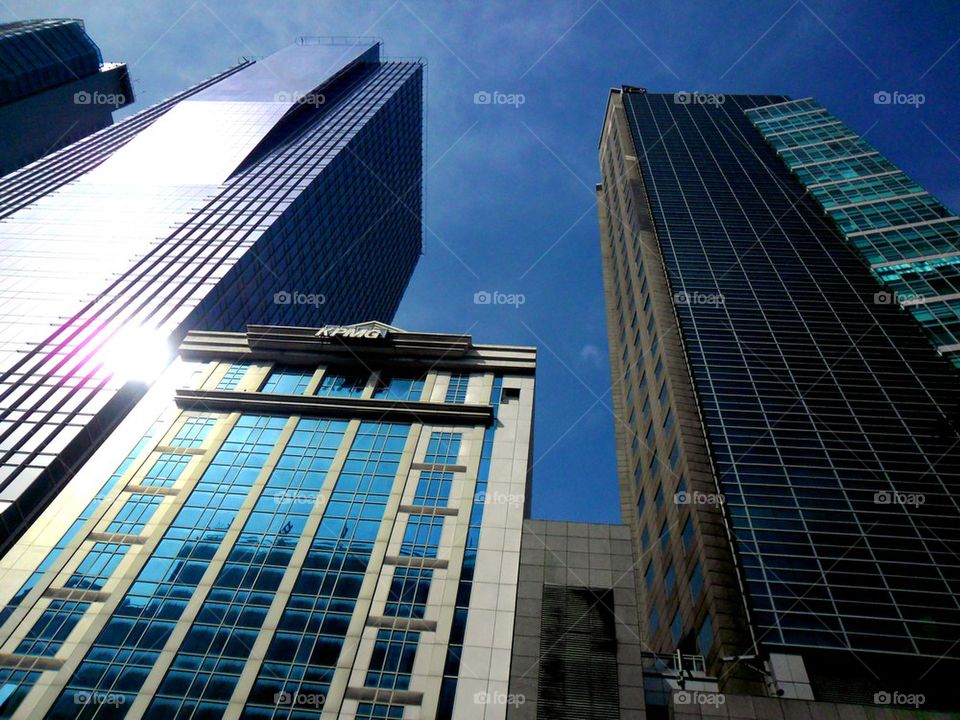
[5,0,959,522]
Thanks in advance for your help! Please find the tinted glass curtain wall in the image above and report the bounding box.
[598,88,960,697]
[0,41,424,554]
[744,98,960,368]
[0,19,135,175]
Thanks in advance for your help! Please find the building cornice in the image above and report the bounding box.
[175,388,495,426]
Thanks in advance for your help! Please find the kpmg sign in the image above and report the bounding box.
[316,325,388,340]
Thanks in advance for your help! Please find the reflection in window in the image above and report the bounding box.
[445,373,469,403]
[216,361,250,390]
[106,494,163,534]
[15,601,90,657]
[373,373,424,401]
[170,416,217,448]
[64,543,129,591]
[142,453,190,487]
[385,568,433,618]
[316,368,368,397]
[400,515,444,558]
[424,432,461,465]
[690,562,704,600]
[262,366,313,394]
[356,704,404,719]
[366,629,420,690]
[698,613,714,654]
[413,472,452,507]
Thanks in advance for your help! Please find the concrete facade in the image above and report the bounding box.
[507,520,645,720]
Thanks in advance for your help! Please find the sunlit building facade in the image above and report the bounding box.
[0,41,423,556]
[597,87,960,707]
[0,322,535,719]
[0,18,134,175]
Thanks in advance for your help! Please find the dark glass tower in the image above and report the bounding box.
[597,88,960,705]
[0,41,423,555]
[0,19,134,175]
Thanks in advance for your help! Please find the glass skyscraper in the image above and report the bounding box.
[0,321,535,718]
[0,19,134,175]
[745,98,960,368]
[0,41,423,557]
[597,87,960,706]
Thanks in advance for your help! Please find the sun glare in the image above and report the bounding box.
[100,325,173,385]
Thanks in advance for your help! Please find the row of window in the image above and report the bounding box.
[748,98,960,365]
[4,391,482,717]
[218,361,474,405]
[630,92,960,655]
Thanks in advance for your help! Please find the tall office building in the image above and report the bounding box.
[0,19,134,175]
[597,88,960,706]
[0,321,535,719]
[745,97,960,368]
[0,41,423,556]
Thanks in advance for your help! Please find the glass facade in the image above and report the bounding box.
[0,19,101,103]
[598,89,960,691]
[0,19,134,175]
[0,41,424,557]
[746,98,960,368]
[0,324,535,719]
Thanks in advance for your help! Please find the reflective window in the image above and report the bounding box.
[216,361,250,390]
[372,373,424,401]
[365,629,419,690]
[262,366,313,394]
[445,373,469,403]
[64,542,129,591]
[424,432,461,465]
[385,568,432,618]
[15,601,90,657]
[690,562,704,600]
[106,495,163,534]
[315,369,368,397]
[400,515,444,558]
[170,416,217,448]
[698,614,714,655]
[142,453,190,487]
[413,472,452,508]
[681,516,694,551]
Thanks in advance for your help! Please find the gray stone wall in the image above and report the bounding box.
[507,519,645,719]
